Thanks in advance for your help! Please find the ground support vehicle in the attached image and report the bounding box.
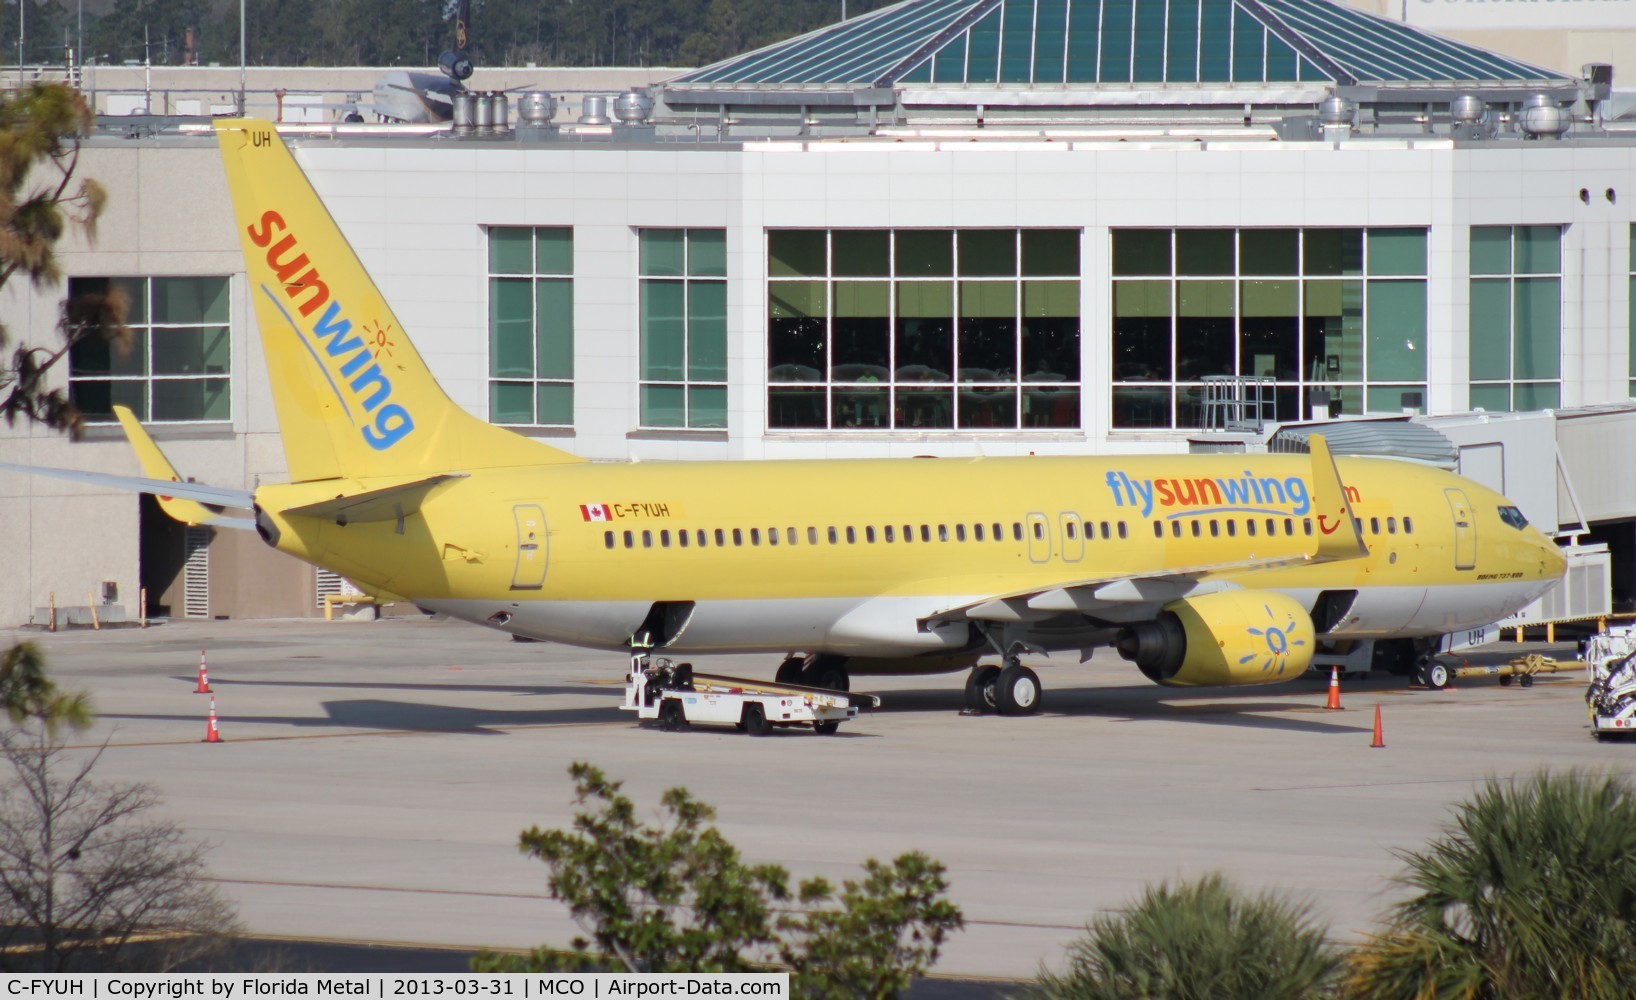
[621,657,879,735]
[1585,627,1636,741]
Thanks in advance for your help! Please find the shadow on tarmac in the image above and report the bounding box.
[101,699,624,735]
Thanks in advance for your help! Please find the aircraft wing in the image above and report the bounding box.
[0,405,257,529]
[927,434,1368,624]
[0,461,256,526]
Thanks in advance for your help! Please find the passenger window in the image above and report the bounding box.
[767,528,778,546]
[956,524,967,542]
[1032,522,1044,540]
[847,526,857,544]
[1387,517,1397,534]
[1191,521,1201,538]
[921,525,931,542]
[936,524,947,542]
[1012,523,1023,541]
[1226,520,1236,537]
[642,530,653,548]
[604,530,615,549]
[1097,521,1108,540]
[1209,520,1219,537]
[904,524,914,543]
[994,522,1004,540]
[863,526,873,543]
[1153,521,1163,538]
[715,529,726,546]
[732,528,743,546]
[678,530,689,548]
[660,530,671,547]
[697,529,707,546]
[1118,522,1127,539]
[807,527,818,545]
[1171,521,1182,538]
[1369,517,1379,535]
[975,523,986,541]
[1066,522,1077,540]
[885,525,896,542]
[624,530,634,548]
[1284,518,1294,535]
[1403,516,1414,534]
[828,526,838,544]
[1266,518,1276,536]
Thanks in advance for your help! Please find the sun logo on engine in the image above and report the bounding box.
[1241,604,1307,676]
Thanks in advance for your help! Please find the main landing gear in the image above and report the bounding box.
[775,654,850,691]
[965,658,1042,716]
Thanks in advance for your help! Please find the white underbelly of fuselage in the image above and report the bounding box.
[417,576,1551,660]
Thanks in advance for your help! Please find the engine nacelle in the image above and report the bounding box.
[1115,590,1315,687]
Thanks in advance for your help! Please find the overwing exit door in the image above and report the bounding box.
[512,504,548,589]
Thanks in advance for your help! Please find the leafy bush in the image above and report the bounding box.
[473,761,961,998]
[1344,771,1636,1000]
[1029,874,1340,1000]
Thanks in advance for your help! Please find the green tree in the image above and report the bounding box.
[1344,772,1636,1000]
[0,82,127,439]
[1029,874,1341,1000]
[474,761,962,997]
[0,643,91,735]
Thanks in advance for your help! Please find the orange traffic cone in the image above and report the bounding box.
[203,696,223,743]
[1370,704,1385,748]
[194,649,212,694]
[1325,666,1343,710]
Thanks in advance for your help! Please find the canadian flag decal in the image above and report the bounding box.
[580,504,611,521]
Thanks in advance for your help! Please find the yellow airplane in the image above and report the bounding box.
[2,119,1567,714]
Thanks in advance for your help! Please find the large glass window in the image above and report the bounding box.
[1470,225,1561,413]
[488,228,573,425]
[1111,228,1427,428]
[641,229,726,429]
[68,276,231,422]
[1628,226,1635,398]
[767,229,1081,430]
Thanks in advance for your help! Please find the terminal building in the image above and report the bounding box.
[2,0,1635,628]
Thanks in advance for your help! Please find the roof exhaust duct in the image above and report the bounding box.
[614,89,655,124]
[1318,95,1354,140]
[1519,94,1570,139]
[579,95,613,125]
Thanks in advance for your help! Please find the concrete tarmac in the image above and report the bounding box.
[2,618,1630,981]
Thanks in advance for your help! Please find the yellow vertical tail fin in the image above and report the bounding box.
[214,119,582,482]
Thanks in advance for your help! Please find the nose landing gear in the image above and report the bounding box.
[965,655,1042,716]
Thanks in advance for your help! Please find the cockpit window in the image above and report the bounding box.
[1498,505,1529,529]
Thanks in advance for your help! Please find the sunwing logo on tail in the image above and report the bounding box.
[247,209,415,451]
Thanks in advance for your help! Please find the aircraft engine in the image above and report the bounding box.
[1115,590,1315,687]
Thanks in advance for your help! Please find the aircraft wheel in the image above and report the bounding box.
[965,666,1000,712]
[813,721,840,736]
[742,703,771,736]
[995,664,1042,716]
[1421,660,1451,691]
[1520,674,1535,688]
[775,657,805,685]
[803,656,849,692]
[1500,675,1515,687]
[658,700,687,732]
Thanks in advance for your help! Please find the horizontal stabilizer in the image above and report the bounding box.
[0,461,255,513]
[280,473,467,524]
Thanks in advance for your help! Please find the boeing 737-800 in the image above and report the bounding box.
[2,120,1567,715]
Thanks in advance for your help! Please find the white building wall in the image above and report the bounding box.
[4,131,1636,625]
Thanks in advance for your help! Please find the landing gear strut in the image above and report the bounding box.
[1411,639,1450,690]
